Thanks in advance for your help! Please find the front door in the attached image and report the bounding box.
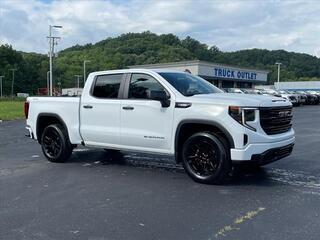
[120,73,175,153]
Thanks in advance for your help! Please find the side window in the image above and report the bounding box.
[92,74,123,98]
[129,73,166,99]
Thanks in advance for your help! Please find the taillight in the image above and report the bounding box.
[24,101,29,119]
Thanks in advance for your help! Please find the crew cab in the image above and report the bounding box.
[25,69,295,184]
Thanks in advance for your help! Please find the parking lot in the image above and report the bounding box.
[1,105,320,240]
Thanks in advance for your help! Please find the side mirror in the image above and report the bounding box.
[149,90,170,108]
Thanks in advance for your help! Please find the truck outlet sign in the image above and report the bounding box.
[214,67,258,80]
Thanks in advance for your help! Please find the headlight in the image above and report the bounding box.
[229,106,257,131]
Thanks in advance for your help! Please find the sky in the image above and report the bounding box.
[1,0,320,56]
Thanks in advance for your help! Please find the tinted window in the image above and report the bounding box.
[129,73,166,99]
[159,72,222,96]
[92,74,123,98]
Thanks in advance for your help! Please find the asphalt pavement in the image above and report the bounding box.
[1,105,320,240]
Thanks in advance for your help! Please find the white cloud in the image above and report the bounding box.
[0,0,320,56]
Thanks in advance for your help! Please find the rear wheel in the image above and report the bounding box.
[41,124,72,163]
[182,132,231,184]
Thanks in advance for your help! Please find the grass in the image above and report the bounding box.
[0,98,25,120]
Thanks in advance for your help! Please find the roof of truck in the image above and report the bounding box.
[90,68,187,75]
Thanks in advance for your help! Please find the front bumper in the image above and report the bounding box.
[231,136,295,162]
[250,143,294,165]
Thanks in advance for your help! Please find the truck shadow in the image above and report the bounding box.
[68,148,281,187]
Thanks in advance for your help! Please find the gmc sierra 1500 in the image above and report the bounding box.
[25,69,295,184]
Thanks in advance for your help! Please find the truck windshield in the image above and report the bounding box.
[158,72,223,96]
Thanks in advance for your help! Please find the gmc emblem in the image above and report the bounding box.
[279,111,291,118]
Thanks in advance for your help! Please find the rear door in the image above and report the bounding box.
[80,73,125,147]
[120,73,175,153]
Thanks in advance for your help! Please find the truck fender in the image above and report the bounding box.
[174,119,235,163]
[36,113,69,143]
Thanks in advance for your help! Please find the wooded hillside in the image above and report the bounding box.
[1,32,319,95]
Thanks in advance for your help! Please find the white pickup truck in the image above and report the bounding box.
[25,69,295,184]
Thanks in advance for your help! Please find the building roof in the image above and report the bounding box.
[129,60,269,74]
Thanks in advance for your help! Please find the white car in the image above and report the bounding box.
[25,69,295,184]
[225,88,245,94]
[277,90,299,106]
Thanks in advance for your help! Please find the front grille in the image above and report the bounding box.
[260,106,293,135]
[289,96,296,101]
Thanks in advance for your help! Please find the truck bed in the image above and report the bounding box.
[26,96,82,144]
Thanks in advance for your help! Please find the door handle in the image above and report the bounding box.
[122,106,134,110]
[83,105,93,109]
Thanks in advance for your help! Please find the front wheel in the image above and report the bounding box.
[182,132,231,184]
[41,124,72,163]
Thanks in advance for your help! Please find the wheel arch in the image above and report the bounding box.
[36,113,69,144]
[174,120,234,163]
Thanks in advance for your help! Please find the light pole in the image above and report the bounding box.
[83,60,91,86]
[275,62,282,83]
[0,75,4,98]
[47,71,50,96]
[48,25,62,96]
[10,68,17,98]
[75,75,82,88]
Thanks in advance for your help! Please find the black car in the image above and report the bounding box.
[296,91,318,105]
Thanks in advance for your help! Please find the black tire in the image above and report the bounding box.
[41,124,72,163]
[182,132,231,184]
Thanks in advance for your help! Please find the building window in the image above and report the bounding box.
[238,82,253,88]
[222,81,234,89]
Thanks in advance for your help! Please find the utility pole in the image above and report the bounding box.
[57,81,61,94]
[75,75,82,88]
[47,25,62,96]
[10,69,17,98]
[275,62,282,83]
[0,75,4,98]
[47,71,50,96]
[83,60,91,86]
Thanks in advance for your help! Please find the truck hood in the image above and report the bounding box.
[189,93,290,107]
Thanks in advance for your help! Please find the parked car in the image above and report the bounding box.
[277,90,300,106]
[224,88,245,94]
[25,69,295,184]
[242,89,263,95]
[288,90,306,105]
[259,89,282,98]
[306,91,320,105]
[295,91,318,105]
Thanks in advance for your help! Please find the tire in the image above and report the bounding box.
[182,132,231,184]
[41,124,72,163]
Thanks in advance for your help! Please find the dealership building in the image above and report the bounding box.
[129,60,269,89]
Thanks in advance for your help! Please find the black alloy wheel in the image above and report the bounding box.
[42,127,62,158]
[41,124,72,163]
[182,132,231,184]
